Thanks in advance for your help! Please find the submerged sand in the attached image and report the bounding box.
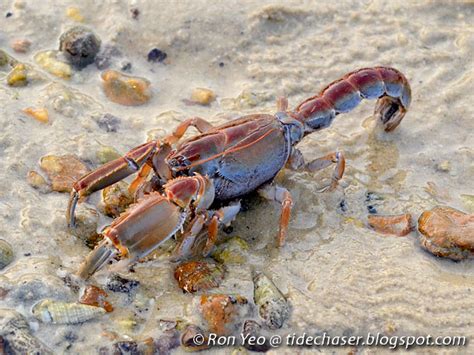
[0,0,473,353]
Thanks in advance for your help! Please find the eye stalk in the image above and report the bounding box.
[275,111,304,145]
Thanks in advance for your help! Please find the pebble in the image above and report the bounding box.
[94,45,121,70]
[11,39,31,53]
[27,170,50,192]
[461,194,474,213]
[0,50,9,67]
[0,240,14,270]
[101,70,152,106]
[368,213,413,237]
[147,48,167,63]
[59,26,101,69]
[0,308,52,354]
[79,285,113,312]
[39,154,89,193]
[174,261,225,293]
[32,299,106,324]
[96,145,121,164]
[435,160,451,172]
[106,274,140,293]
[200,294,248,335]
[181,325,210,351]
[253,272,290,329]
[65,7,85,22]
[22,107,49,123]
[418,206,474,260]
[99,181,133,218]
[69,205,101,248]
[95,113,121,132]
[190,88,216,105]
[155,330,181,354]
[34,50,72,79]
[7,63,28,86]
[211,237,249,264]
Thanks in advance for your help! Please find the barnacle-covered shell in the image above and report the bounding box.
[39,154,89,192]
[32,299,105,324]
[253,272,290,329]
[211,237,249,264]
[99,181,133,218]
[200,294,248,335]
[101,70,151,106]
[174,261,225,293]
[418,206,474,260]
[0,240,14,270]
[0,308,53,354]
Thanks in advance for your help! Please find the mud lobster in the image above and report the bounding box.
[68,67,411,278]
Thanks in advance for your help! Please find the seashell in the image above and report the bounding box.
[180,324,209,351]
[200,294,248,336]
[99,181,134,218]
[368,213,413,237]
[174,261,225,293]
[253,272,290,329]
[101,70,152,106]
[0,240,14,270]
[39,154,89,193]
[79,285,113,312]
[59,26,101,69]
[32,299,105,324]
[242,320,270,352]
[418,206,474,260]
[0,308,53,354]
[211,237,249,264]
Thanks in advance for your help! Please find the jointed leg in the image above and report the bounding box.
[287,149,345,192]
[258,184,293,247]
[171,214,206,261]
[165,117,215,144]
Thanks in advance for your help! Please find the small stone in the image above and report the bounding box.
[147,48,167,63]
[174,261,225,293]
[26,171,50,192]
[418,206,474,260]
[106,274,140,293]
[461,195,474,213]
[190,88,216,105]
[5,12,12,18]
[435,160,451,172]
[96,146,121,164]
[0,240,14,270]
[101,70,151,106]
[120,61,132,72]
[211,237,249,264]
[368,213,413,237]
[200,294,248,336]
[34,50,72,79]
[95,113,121,132]
[94,45,121,70]
[0,50,8,67]
[22,107,49,123]
[59,26,101,69]
[130,7,140,20]
[66,7,85,22]
[39,154,89,192]
[70,206,101,248]
[99,181,133,218]
[11,39,31,53]
[7,64,28,87]
[181,325,210,351]
[79,285,113,312]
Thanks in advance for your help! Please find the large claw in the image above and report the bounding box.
[77,192,185,279]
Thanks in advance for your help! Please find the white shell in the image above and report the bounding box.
[32,299,105,324]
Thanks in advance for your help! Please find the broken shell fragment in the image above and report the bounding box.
[418,206,474,260]
[0,240,14,270]
[368,213,413,237]
[34,50,72,79]
[200,294,248,335]
[22,107,49,123]
[99,181,133,218]
[32,299,105,324]
[39,154,89,192]
[180,324,210,351]
[190,88,216,105]
[101,70,151,106]
[242,320,271,352]
[59,26,101,69]
[253,272,290,329]
[70,205,101,248]
[79,285,113,312]
[174,261,225,293]
[211,237,249,264]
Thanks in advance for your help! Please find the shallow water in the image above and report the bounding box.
[0,0,473,354]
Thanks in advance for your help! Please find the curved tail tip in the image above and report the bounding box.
[77,239,117,279]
